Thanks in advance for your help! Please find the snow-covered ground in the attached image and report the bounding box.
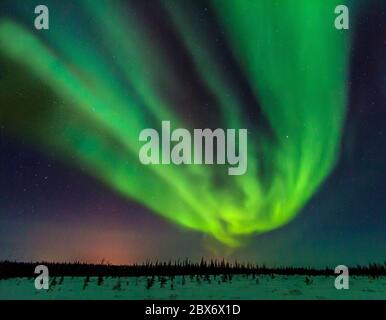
[0,275,385,299]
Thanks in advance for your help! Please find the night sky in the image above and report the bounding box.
[0,0,385,267]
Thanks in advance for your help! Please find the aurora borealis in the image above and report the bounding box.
[0,0,385,265]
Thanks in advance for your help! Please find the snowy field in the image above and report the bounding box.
[0,275,385,300]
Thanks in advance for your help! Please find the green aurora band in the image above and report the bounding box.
[0,0,353,247]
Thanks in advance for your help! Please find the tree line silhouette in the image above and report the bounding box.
[0,259,385,280]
